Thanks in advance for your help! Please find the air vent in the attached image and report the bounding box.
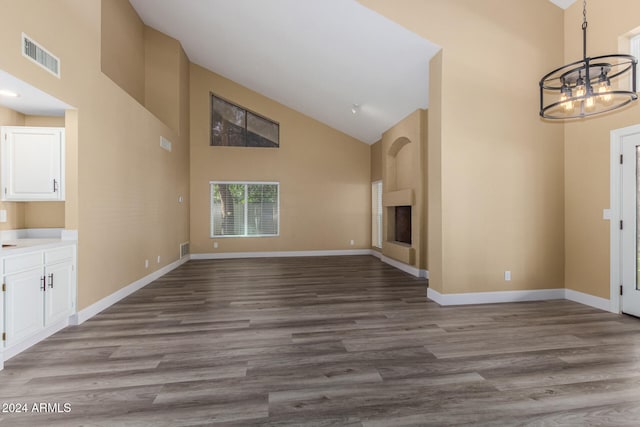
[22,33,60,78]
[180,242,190,259]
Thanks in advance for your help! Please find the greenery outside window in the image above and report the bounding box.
[210,182,279,237]
[211,94,279,147]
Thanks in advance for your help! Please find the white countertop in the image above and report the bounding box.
[0,238,75,256]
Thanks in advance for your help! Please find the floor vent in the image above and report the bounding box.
[180,242,190,259]
[22,33,60,78]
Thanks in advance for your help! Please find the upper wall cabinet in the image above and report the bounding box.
[1,126,65,201]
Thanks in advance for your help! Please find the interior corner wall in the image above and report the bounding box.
[428,50,443,293]
[360,0,566,294]
[101,0,145,104]
[564,0,640,300]
[371,140,382,182]
[144,26,181,131]
[0,0,190,311]
[189,64,371,254]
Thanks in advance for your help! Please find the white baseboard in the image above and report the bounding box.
[191,249,372,260]
[427,287,566,306]
[70,255,191,325]
[565,288,612,312]
[370,250,428,278]
[3,317,68,361]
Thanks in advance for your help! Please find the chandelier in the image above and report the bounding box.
[539,0,637,119]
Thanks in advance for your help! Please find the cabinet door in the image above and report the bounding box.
[1,126,64,201]
[4,268,44,348]
[44,261,73,326]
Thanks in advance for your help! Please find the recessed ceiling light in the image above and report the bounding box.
[0,89,19,98]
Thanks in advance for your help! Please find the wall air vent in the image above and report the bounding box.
[22,33,60,78]
[180,242,190,259]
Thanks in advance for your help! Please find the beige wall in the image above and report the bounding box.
[564,0,640,299]
[144,26,181,131]
[0,0,190,310]
[370,140,382,183]
[360,0,566,294]
[101,0,145,104]
[190,64,370,253]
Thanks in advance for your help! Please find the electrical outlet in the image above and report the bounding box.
[157,256,161,264]
[145,259,149,269]
[214,242,219,249]
[349,240,355,246]
[0,210,6,223]
[504,271,511,281]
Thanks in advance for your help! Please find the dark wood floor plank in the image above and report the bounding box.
[0,255,638,425]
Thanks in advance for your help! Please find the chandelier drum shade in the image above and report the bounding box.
[539,1,637,119]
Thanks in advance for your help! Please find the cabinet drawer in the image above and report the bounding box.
[4,252,43,275]
[45,246,74,265]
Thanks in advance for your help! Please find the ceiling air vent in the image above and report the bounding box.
[22,33,60,78]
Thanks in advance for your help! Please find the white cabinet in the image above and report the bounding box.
[4,267,44,348]
[1,126,65,201]
[2,246,75,350]
[44,250,74,326]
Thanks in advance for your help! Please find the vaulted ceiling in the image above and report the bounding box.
[129,0,440,144]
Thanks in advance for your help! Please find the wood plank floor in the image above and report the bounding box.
[1,256,640,426]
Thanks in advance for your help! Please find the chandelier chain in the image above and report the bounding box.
[582,0,587,30]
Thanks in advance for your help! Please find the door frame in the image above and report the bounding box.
[610,124,640,314]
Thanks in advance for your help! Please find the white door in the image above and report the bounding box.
[620,129,640,317]
[1,126,64,201]
[44,261,73,326]
[4,268,44,347]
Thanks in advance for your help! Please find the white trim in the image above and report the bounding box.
[370,250,428,278]
[0,228,64,240]
[61,229,78,240]
[3,317,68,361]
[565,289,611,312]
[70,255,190,325]
[191,249,371,260]
[427,287,565,306]
[609,125,640,314]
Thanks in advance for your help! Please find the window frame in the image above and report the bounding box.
[210,93,280,148]
[210,181,280,238]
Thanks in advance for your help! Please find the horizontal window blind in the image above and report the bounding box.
[211,182,279,237]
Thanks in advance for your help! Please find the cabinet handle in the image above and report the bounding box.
[48,273,54,289]
[40,276,46,291]
[53,179,58,193]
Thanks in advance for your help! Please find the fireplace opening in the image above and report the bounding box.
[395,206,412,245]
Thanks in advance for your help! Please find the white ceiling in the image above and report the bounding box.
[129,0,441,144]
[549,0,577,9]
[0,69,71,117]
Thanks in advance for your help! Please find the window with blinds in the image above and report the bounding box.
[210,182,279,237]
[211,94,279,147]
[372,181,383,248]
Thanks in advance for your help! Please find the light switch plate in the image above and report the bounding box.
[603,209,612,220]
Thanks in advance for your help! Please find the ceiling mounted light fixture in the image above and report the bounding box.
[539,0,637,119]
[351,103,360,115]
